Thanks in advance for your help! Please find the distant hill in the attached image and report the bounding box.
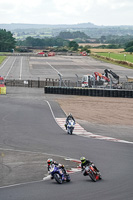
[1,22,133,39]
[0,22,97,30]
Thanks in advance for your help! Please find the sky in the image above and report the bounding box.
[0,0,133,26]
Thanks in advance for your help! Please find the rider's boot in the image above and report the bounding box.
[62,174,66,181]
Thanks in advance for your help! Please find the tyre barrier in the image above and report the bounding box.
[44,87,133,98]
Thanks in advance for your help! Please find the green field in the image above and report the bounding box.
[97,52,133,63]
[0,56,6,64]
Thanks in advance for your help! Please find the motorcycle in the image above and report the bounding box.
[82,164,102,182]
[49,165,71,184]
[67,119,75,134]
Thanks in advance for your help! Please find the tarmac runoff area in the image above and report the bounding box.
[0,149,79,187]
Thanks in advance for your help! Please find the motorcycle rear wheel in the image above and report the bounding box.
[54,173,63,184]
[65,174,71,182]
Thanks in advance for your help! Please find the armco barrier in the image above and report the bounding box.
[44,87,133,98]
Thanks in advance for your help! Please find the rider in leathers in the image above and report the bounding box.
[65,113,75,129]
[80,157,100,176]
[47,158,67,180]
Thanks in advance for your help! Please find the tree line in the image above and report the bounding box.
[0,29,16,52]
[58,31,90,39]
[0,29,133,53]
[17,36,68,47]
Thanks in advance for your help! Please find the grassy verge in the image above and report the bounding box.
[96,52,133,63]
[91,53,133,69]
[0,56,6,64]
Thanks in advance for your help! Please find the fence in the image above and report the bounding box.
[5,79,58,88]
[5,78,81,88]
[5,78,133,91]
[122,82,133,90]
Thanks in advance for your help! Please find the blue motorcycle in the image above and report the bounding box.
[67,119,75,135]
[49,165,71,184]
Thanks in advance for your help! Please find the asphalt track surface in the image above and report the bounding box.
[0,56,133,199]
[1,55,133,81]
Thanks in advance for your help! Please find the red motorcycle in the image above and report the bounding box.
[83,164,102,182]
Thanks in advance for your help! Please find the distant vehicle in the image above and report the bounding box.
[0,76,5,87]
[48,52,55,56]
[80,51,87,56]
[0,76,6,94]
[38,52,45,55]
[81,73,109,88]
[81,69,119,88]
[104,69,119,84]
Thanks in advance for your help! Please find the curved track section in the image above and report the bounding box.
[0,92,133,199]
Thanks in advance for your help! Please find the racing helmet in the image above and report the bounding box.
[47,158,53,165]
[80,157,86,164]
[69,113,72,116]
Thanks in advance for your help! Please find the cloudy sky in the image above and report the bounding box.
[0,0,133,26]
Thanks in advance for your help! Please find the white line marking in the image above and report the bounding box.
[45,101,65,132]
[46,61,62,76]
[5,57,16,79]
[19,56,23,80]
[45,100,56,119]
[0,147,71,158]
[43,175,51,181]
[0,180,44,189]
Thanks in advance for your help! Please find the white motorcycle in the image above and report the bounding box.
[67,119,75,135]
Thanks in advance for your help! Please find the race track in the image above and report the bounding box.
[0,55,133,200]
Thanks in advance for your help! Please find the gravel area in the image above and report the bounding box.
[57,96,133,126]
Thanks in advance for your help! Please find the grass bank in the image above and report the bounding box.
[91,53,133,69]
[0,56,6,64]
[96,52,133,63]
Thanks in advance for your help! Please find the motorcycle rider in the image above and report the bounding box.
[80,157,100,176]
[65,113,75,129]
[47,158,58,172]
[47,158,67,180]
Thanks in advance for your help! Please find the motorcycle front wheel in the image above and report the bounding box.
[67,128,70,134]
[89,173,96,182]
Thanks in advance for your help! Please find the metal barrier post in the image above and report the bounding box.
[38,77,40,88]
[58,73,62,87]
[75,74,79,87]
